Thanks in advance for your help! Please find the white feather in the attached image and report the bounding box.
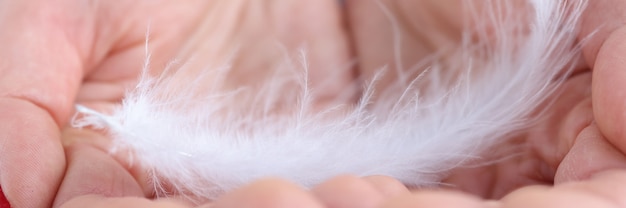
[74,0,587,202]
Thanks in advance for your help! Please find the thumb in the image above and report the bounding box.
[0,0,92,207]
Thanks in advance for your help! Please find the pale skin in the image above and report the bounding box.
[1,0,626,207]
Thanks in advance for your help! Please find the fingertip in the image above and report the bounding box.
[554,170,626,207]
[312,175,385,208]
[60,195,192,208]
[212,178,322,208]
[361,175,410,197]
[502,184,619,208]
[0,98,67,208]
[379,191,485,208]
[592,26,626,156]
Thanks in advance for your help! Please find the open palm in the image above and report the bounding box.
[2,0,622,207]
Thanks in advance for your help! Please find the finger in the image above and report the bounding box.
[581,0,626,163]
[212,178,323,208]
[361,175,410,197]
[591,26,626,158]
[577,0,626,66]
[0,100,66,208]
[500,185,616,208]
[558,169,626,207]
[59,127,152,196]
[379,191,488,208]
[500,172,626,208]
[53,135,144,207]
[0,1,94,207]
[555,124,626,183]
[60,195,191,208]
[311,175,385,208]
[492,171,626,208]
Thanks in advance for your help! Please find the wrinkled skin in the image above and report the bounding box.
[1,0,626,207]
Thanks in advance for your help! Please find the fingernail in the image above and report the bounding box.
[0,187,11,208]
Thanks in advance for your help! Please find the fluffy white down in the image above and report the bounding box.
[74,0,587,202]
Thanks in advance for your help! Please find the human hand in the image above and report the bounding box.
[12,0,626,207]
[345,0,626,204]
[0,0,353,207]
[56,132,411,208]
[57,126,410,207]
[55,139,626,208]
[444,0,626,197]
[580,0,626,181]
[0,0,212,207]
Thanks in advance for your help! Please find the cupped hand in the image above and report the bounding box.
[56,132,411,208]
[56,142,626,208]
[0,1,190,206]
[347,0,626,203]
[9,0,626,207]
[0,0,352,207]
[57,126,411,208]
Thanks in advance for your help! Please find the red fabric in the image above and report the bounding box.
[0,187,10,208]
